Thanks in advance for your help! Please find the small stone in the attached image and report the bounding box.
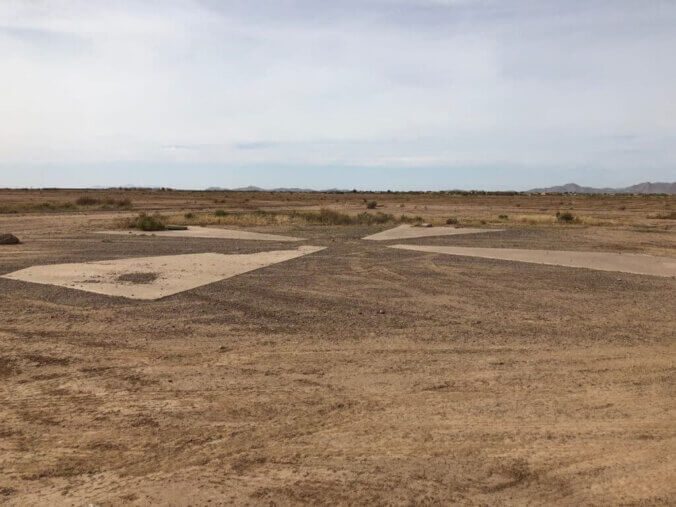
[0,233,20,245]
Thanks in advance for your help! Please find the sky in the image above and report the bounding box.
[1,0,675,190]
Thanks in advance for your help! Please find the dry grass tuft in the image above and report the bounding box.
[1,195,132,214]
[158,208,402,227]
[125,213,167,231]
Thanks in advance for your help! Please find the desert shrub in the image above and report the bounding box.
[556,211,576,223]
[355,212,394,225]
[129,213,166,231]
[1,201,79,213]
[446,217,459,225]
[102,197,132,208]
[291,208,355,225]
[366,200,378,209]
[290,208,396,226]
[40,201,76,211]
[401,215,423,224]
[498,214,508,220]
[76,196,100,206]
[114,197,132,208]
[214,209,228,217]
[163,208,403,228]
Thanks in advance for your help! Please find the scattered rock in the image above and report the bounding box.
[0,233,20,245]
[116,272,159,284]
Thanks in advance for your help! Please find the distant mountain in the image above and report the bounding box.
[205,186,350,192]
[528,181,676,194]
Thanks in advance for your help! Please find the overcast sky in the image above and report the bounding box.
[1,0,675,189]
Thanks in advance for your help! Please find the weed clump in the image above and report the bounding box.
[355,212,394,225]
[106,197,132,208]
[498,214,509,220]
[556,211,576,223]
[400,215,423,225]
[76,196,131,208]
[76,196,100,206]
[366,200,378,209]
[446,217,459,225]
[37,201,76,212]
[128,213,166,231]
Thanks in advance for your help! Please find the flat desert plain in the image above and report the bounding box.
[0,189,674,505]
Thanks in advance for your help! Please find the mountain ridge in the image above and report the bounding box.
[527,181,675,194]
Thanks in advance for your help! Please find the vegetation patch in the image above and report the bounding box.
[556,211,577,223]
[127,213,167,231]
[159,208,402,227]
[75,196,100,206]
[1,196,131,214]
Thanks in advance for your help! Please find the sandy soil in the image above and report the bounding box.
[391,244,676,278]
[2,247,324,299]
[0,191,674,505]
[98,226,303,242]
[362,224,502,241]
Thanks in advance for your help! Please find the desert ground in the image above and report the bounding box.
[0,189,674,505]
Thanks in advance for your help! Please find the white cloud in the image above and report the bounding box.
[0,0,674,187]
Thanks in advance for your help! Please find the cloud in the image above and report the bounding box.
[0,0,674,188]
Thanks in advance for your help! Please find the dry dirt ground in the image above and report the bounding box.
[0,191,675,505]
